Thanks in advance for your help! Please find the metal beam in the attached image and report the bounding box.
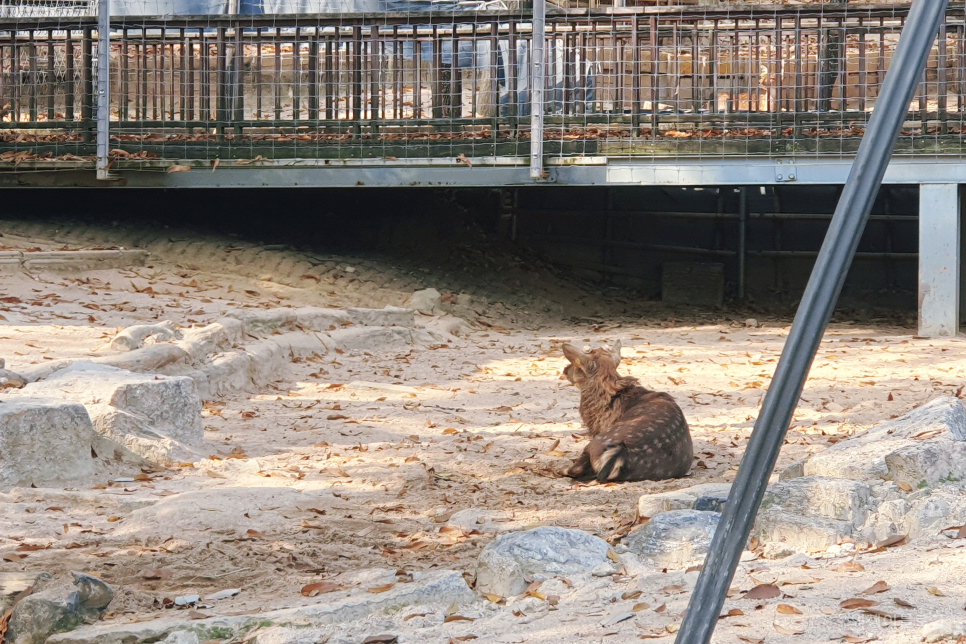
[11,157,966,189]
[918,183,961,337]
[675,1,949,643]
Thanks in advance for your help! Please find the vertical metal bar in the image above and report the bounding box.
[309,27,319,121]
[232,22,244,128]
[46,31,55,120]
[738,186,747,301]
[489,20,498,139]
[292,25,301,121]
[649,16,658,137]
[631,15,639,136]
[82,26,93,142]
[120,28,128,122]
[65,30,75,121]
[939,23,949,133]
[325,37,334,121]
[96,0,111,179]
[674,3,950,643]
[529,0,546,180]
[187,34,195,122]
[29,31,37,122]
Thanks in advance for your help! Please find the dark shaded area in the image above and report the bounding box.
[1,184,921,314]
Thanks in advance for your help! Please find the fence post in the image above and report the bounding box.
[95,0,111,180]
[528,0,545,180]
[673,1,950,642]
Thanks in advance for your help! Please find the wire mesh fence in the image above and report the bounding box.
[0,3,961,172]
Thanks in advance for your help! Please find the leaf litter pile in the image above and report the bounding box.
[0,217,964,643]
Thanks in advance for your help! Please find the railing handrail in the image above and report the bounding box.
[3,3,966,29]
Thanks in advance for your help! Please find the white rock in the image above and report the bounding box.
[475,527,611,597]
[922,619,966,642]
[328,327,440,353]
[19,363,203,466]
[637,483,731,519]
[0,396,96,489]
[159,633,198,644]
[760,477,875,527]
[624,510,720,569]
[803,397,966,487]
[406,288,442,315]
[345,306,415,328]
[46,570,473,644]
[755,510,853,556]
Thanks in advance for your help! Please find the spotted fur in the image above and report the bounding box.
[562,341,693,483]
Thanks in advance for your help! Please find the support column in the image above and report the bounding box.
[919,183,961,337]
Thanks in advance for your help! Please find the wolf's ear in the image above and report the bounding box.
[610,339,623,365]
[562,343,584,367]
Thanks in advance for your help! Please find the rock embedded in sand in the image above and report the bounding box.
[0,396,95,488]
[802,396,966,486]
[406,288,442,315]
[637,483,732,519]
[475,527,612,597]
[6,572,114,644]
[624,510,720,569]
[922,620,966,643]
[46,570,473,644]
[19,362,203,466]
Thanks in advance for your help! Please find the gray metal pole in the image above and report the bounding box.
[528,0,545,180]
[95,0,111,180]
[674,2,949,643]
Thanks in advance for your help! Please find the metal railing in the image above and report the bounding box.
[0,4,964,170]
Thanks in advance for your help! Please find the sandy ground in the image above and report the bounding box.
[1,218,965,644]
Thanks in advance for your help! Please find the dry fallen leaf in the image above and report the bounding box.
[737,637,765,644]
[835,561,865,573]
[301,581,345,597]
[777,604,803,614]
[840,598,878,609]
[927,586,947,597]
[874,535,908,549]
[743,584,781,600]
[860,581,890,595]
[443,615,474,623]
[773,623,805,635]
[367,583,396,594]
[361,637,397,644]
[246,529,265,539]
[893,598,916,609]
[167,164,191,173]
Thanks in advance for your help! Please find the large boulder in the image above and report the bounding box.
[475,527,611,597]
[802,396,966,487]
[20,363,203,466]
[6,573,114,644]
[0,396,95,488]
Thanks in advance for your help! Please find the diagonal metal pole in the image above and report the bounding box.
[675,2,949,643]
